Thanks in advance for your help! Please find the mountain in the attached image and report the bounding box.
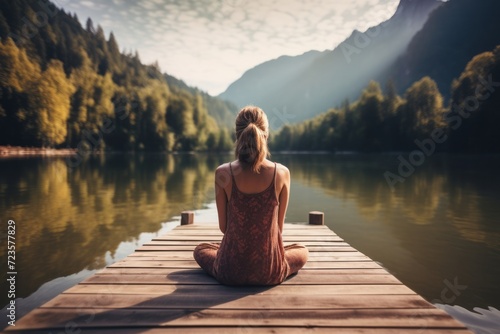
[164,73,237,129]
[219,50,325,110]
[391,0,500,97]
[220,0,442,126]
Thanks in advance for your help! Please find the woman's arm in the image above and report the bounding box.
[277,164,291,233]
[215,165,229,234]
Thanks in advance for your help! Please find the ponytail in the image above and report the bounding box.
[234,106,269,173]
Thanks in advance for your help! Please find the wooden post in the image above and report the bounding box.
[309,211,324,225]
[181,211,194,225]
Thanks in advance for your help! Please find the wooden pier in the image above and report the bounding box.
[7,212,472,333]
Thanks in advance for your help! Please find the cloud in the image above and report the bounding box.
[80,0,97,8]
[59,0,400,95]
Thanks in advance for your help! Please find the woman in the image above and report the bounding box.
[193,106,308,285]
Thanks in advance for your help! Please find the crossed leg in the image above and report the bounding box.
[194,242,308,280]
[193,242,220,278]
[284,243,309,276]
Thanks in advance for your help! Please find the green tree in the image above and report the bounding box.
[69,51,115,148]
[381,80,403,150]
[85,18,95,34]
[107,32,122,74]
[0,38,41,145]
[353,81,385,151]
[136,80,171,150]
[166,93,197,150]
[0,38,39,91]
[31,60,75,146]
[449,46,500,152]
[398,77,445,147]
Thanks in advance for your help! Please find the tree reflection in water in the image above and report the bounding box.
[1,153,499,315]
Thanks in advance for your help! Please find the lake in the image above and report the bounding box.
[1,153,500,331]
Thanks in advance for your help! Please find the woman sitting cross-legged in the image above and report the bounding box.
[193,105,308,286]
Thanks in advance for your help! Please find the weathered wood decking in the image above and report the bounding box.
[7,221,472,333]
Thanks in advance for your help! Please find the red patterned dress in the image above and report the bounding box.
[193,162,308,286]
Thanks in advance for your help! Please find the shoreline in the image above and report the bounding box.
[0,146,76,157]
[2,146,499,158]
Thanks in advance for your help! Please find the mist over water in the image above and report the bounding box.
[1,153,499,332]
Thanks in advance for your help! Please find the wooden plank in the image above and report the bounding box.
[96,268,390,276]
[162,233,338,238]
[184,250,365,257]
[182,225,327,229]
[120,256,371,262]
[37,328,471,334]
[143,241,350,246]
[123,257,372,263]
[127,247,366,257]
[136,242,356,252]
[108,260,382,269]
[128,251,367,257]
[63,284,416,295]
[135,245,198,251]
[11,308,467,329]
[42,293,431,310]
[165,230,336,236]
[176,224,327,229]
[81,273,402,286]
[151,236,344,242]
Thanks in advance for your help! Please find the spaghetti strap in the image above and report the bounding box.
[229,162,235,181]
[273,162,277,195]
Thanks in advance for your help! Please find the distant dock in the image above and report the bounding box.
[6,212,472,333]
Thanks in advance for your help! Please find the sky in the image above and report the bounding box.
[55,0,400,95]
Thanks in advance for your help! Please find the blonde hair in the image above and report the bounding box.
[235,106,269,173]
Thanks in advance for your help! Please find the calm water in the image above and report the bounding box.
[1,153,500,331]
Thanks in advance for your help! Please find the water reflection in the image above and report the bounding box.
[277,154,500,250]
[0,154,220,308]
[275,154,500,310]
[0,153,499,317]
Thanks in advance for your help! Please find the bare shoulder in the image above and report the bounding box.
[276,163,290,174]
[216,162,230,173]
[215,162,232,188]
[276,163,290,180]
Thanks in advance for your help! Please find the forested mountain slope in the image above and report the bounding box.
[0,0,236,150]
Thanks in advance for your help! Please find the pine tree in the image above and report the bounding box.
[85,17,95,34]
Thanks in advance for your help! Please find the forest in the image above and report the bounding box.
[0,0,235,151]
[270,46,500,153]
[1,0,499,154]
